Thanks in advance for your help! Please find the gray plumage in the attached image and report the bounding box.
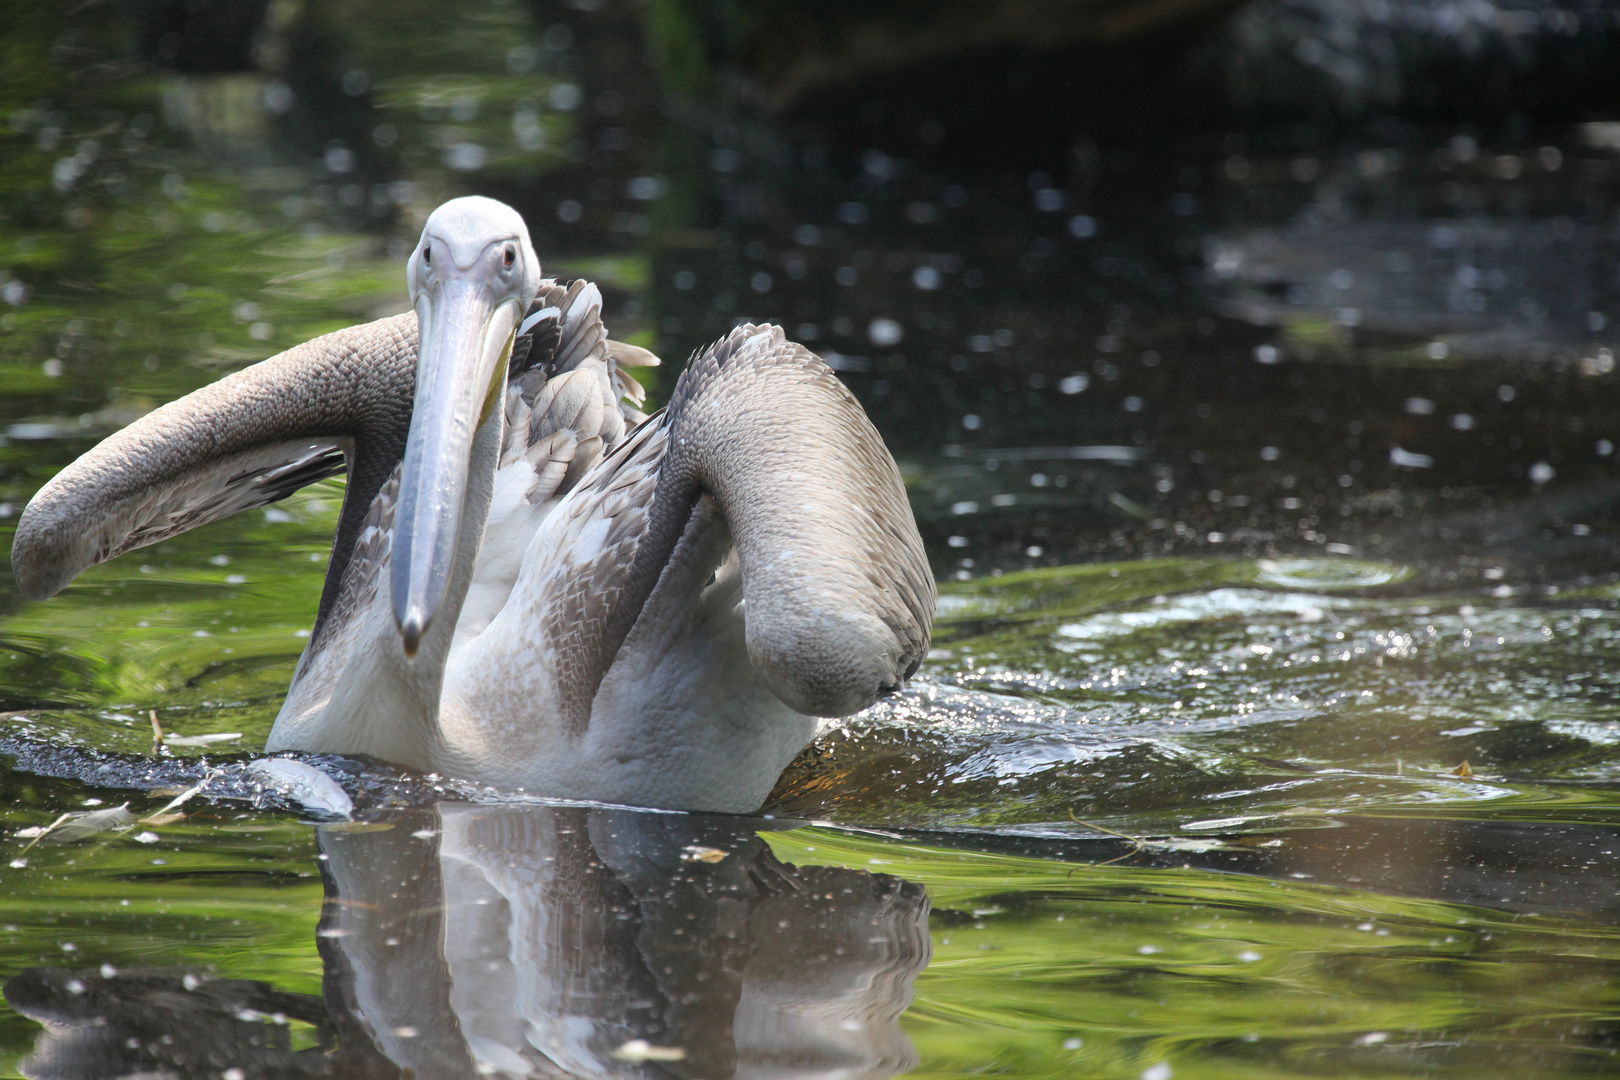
[10,197,933,812]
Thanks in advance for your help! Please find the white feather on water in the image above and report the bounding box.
[245,758,353,819]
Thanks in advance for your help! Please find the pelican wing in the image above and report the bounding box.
[453,279,659,644]
[459,323,933,733]
[622,323,935,717]
[11,315,419,601]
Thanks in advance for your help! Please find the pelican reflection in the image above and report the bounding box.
[5,804,931,1080]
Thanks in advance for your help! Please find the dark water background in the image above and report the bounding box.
[5,0,1620,1076]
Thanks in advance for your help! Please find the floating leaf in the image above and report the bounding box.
[681,845,728,863]
[140,813,186,827]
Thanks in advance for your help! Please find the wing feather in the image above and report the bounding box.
[452,281,666,647]
[122,440,348,553]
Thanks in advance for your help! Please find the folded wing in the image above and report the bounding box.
[466,322,934,729]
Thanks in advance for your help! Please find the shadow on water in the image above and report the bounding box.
[916,815,1620,922]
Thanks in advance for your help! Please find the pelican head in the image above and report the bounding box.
[394,196,539,657]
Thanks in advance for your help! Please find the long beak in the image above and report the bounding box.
[391,280,517,657]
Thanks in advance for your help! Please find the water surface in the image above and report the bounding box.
[5,1,1620,1077]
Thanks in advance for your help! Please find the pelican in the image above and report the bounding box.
[10,196,934,813]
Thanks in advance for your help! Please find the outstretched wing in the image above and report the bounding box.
[10,315,418,601]
[10,284,657,619]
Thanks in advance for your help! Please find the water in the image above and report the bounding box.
[6,1,1620,1076]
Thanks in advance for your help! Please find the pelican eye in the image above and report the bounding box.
[422,244,432,265]
[503,246,515,269]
